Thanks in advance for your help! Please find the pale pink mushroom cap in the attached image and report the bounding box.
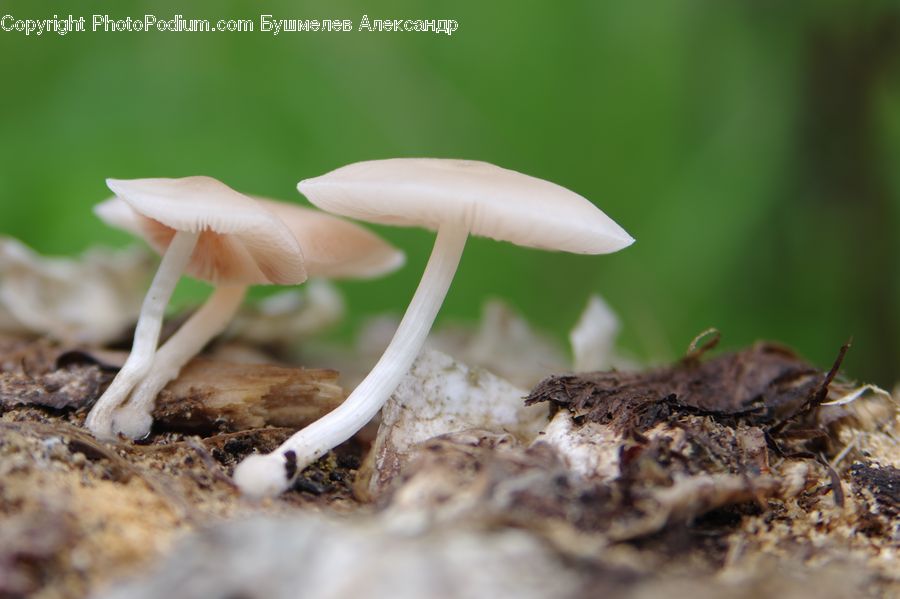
[95,177,307,286]
[255,199,404,279]
[297,158,635,254]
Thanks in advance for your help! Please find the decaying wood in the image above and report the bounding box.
[0,338,346,436]
[849,462,900,541]
[374,338,898,594]
[0,336,60,374]
[0,415,364,598]
[525,341,841,429]
[1,331,897,599]
[151,358,344,434]
[0,365,109,410]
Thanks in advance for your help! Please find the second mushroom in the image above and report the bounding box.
[85,176,403,441]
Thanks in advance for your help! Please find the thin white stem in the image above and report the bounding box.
[85,231,199,440]
[234,221,470,497]
[111,285,247,439]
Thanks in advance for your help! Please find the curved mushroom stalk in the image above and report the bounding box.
[233,221,469,497]
[85,230,200,440]
[234,158,634,497]
[110,284,247,440]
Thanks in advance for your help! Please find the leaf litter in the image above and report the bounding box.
[0,243,896,599]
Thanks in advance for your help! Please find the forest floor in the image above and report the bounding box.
[0,329,897,599]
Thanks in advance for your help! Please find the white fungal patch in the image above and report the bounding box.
[362,349,547,497]
[383,349,546,447]
[535,412,622,481]
[536,414,687,482]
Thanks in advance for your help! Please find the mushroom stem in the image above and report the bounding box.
[85,230,200,440]
[110,284,248,439]
[234,221,469,497]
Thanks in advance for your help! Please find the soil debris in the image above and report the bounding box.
[0,325,896,599]
[525,341,847,429]
[0,508,75,598]
[0,364,109,410]
[849,462,900,540]
[366,337,898,596]
[95,515,577,599]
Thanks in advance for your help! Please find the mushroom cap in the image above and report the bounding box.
[96,177,306,286]
[298,159,634,254]
[254,199,405,279]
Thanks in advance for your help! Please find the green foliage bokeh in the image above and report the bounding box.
[1,0,898,384]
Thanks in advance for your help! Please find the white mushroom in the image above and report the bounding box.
[84,177,304,440]
[86,176,403,441]
[233,158,634,497]
[112,199,405,439]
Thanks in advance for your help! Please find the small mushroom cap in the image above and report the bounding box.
[255,199,405,279]
[96,177,307,286]
[298,159,634,255]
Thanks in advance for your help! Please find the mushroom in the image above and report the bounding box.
[86,176,403,441]
[110,198,404,439]
[84,176,304,440]
[233,158,634,497]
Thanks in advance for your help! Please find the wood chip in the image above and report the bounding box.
[151,358,344,434]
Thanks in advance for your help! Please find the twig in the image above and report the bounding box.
[830,433,859,470]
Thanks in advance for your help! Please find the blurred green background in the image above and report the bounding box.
[1,1,898,384]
